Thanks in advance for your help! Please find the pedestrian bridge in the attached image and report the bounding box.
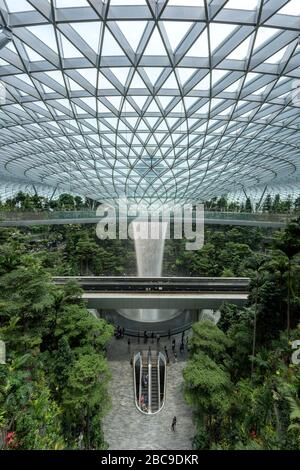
[53,276,250,310]
[0,210,290,228]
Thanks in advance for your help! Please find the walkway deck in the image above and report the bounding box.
[0,210,289,228]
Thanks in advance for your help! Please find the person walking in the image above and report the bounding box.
[151,331,154,344]
[168,329,171,340]
[172,338,176,353]
[127,337,131,351]
[171,416,177,432]
[156,333,160,345]
[144,330,148,344]
[180,341,184,354]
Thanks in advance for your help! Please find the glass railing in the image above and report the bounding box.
[205,211,292,222]
[0,209,295,224]
[0,210,294,220]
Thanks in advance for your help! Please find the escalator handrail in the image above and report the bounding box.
[157,353,161,411]
[158,352,167,413]
[133,352,143,412]
[148,354,152,414]
[139,353,142,408]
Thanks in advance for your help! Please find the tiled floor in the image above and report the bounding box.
[102,335,195,450]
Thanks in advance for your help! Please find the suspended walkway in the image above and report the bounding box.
[134,349,166,415]
[53,276,250,310]
[0,210,291,228]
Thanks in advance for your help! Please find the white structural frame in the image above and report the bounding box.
[0,0,299,204]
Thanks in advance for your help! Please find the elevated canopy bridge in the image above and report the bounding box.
[0,210,290,228]
[53,276,250,310]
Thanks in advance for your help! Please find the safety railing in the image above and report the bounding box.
[0,209,294,223]
[133,352,143,413]
[111,320,194,339]
[157,353,161,412]
[158,352,167,413]
[148,348,152,414]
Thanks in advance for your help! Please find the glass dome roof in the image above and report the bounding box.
[0,0,300,204]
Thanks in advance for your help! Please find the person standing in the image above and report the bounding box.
[172,338,176,353]
[171,416,177,432]
[156,333,160,345]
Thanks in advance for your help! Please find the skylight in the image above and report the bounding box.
[0,0,299,204]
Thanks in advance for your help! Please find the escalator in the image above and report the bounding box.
[133,349,166,415]
[151,363,159,413]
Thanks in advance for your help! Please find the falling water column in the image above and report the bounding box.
[131,220,168,322]
[132,219,168,278]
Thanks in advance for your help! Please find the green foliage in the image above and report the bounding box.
[0,241,113,450]
[2,192,300,451]
[63,353,109,408]
[14,378,64,450]
[184,321,233,446]
[184,218,300,450]
[184,352,232,415]
[189,320,232,360]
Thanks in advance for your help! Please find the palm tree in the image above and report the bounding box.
[266,253,288,318]
[75,238,100,275]
[286,395,300,437]
[274,219,300,336]
[246,254,269,379]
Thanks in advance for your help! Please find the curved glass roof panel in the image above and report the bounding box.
[0,0,299,204]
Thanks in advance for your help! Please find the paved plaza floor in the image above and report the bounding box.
[102,335,195,450]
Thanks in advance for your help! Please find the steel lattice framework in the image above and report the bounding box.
[0,0,300,204]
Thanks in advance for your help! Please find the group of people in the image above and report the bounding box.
[139,372,150,412]
[139,393,148,412]
[115,324,188,350]
[116,324,190,367]
[115,325,125,339]
[163,331,188,364]
[143,330,160,344]
[142,373,148,388]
